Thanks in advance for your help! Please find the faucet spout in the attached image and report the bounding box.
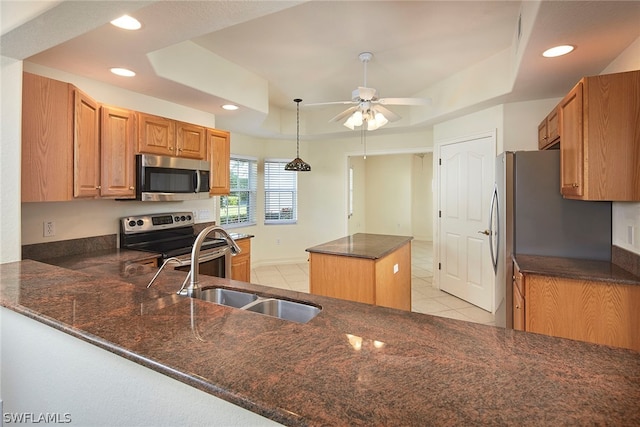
[185,226,241,297]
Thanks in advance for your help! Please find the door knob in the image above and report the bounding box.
[478,230,490,236]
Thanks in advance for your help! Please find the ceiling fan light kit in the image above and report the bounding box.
[307,52,430,132]
[285,98,311,172]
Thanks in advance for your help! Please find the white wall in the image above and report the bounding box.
[602,36,640,255]
[365,154,414,236]
[0,56,22,263]
[412,153,434,241]
[1,307,279,426]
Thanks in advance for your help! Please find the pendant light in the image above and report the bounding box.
[285,98,311,172]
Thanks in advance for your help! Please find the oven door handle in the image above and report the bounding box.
[192,246,230,264]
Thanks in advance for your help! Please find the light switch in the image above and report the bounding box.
[393,264,399,274]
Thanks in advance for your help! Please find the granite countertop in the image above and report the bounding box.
[2,250,640,426]
[514,254,640,286]
[305,233,413,259]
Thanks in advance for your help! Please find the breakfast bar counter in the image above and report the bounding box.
[1,252,640,426]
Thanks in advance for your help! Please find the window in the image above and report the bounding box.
[219,156,257,227]
[264,159,297,224]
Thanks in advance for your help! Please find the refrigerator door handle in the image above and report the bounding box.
[489,184,499,274]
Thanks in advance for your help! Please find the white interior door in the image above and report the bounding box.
[437,133,495,312]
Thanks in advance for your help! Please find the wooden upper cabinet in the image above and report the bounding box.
[537,107,559,150]
[101,106,136,198]
[176,121,206,159]
[208,128,231,195]
[558,82,584,198]
[558,70,640,201]
[22,73,74,202]
[73,89,101,198]
[137,112,176,157]
[137,113,206,160]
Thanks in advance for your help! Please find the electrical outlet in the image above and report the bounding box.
[43,221,55,237]
[198,209,211,220]
[628,225,635,245]
[276,238,281,245]
[393,264,399,274]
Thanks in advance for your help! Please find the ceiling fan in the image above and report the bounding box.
[307,52,431,131]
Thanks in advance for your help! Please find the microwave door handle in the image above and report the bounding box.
[194,170,201,193]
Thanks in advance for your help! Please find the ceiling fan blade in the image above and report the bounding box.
[376,97,431,106]
[329,106,358,123]
[373,105,401,122]
[305,100,357,106]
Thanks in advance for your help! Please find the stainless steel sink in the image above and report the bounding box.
[243,298,321,324]
[197,288,258,308]
[193,287,321,323]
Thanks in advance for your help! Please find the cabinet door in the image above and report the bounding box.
[231,238,251,282]
[73,89,101,198]
[101,106,136,198]
[558,81,584,198]
[21,73,74,202]
[208,129,231,195]
[537,119,548,150]
[513,266,525,331]
[176,122,206,159]
[137,113,175,156]
[547,108,559,143]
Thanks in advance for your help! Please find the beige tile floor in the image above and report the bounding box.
[251,240,496,326]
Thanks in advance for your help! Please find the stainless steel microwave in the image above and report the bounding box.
[136,154,211,201]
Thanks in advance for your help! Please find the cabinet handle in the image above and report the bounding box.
[129,186,135,190]
[515,304,520,309]
[572,183,579,188]
[96,186,101,190]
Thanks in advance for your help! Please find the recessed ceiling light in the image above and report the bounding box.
[222,104,239,111]
[110,15,141,30]
[542,45,575,58]
[110,68,136,77]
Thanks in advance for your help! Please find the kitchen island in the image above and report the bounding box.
[306,233,413,310]
[1,251,640,426]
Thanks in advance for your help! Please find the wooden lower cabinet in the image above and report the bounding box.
[309,242,412,311]
[517,270,640,352]
[231,238,251,282]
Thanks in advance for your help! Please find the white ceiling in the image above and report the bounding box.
[2,1,639,139]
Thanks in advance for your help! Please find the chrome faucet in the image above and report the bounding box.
[180,225,241,297]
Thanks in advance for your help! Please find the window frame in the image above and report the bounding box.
[218,155,258,228]
[264,158,298,225]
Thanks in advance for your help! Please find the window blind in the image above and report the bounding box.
[264,159,297,224]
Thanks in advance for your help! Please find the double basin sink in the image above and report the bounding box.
[196,287,321,324]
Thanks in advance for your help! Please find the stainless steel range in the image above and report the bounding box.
[120,212,231,278]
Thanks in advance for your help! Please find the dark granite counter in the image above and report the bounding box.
[2,251,640,426]
[305,233,413,259]
[514,254,640,286]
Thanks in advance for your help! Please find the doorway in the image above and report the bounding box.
[347,152,433,239]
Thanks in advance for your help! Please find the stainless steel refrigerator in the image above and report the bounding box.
[491,150,612,328]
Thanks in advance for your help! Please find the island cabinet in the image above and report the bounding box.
[307,234,413,311]
[557,70,640,201]
[137,112,206,160]
[231,237,251,282]
[515,265,640,352]
[207,129,231,195]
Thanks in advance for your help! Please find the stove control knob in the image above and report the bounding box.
[181,215,186,221]
[137,219,144,226]
[174,216,180,222]
[128,220,136,227]
[187,215,192,221]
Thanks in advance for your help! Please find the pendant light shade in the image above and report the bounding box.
[285,98,311,172]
